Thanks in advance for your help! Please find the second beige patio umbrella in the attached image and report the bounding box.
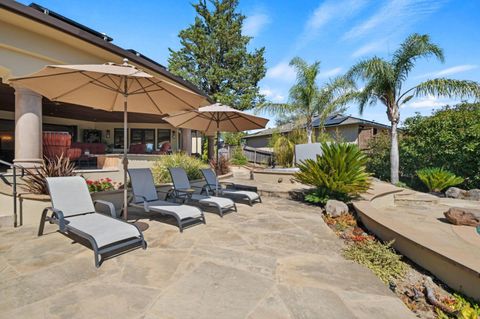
[163,103,269,163]
[10,59,208,220]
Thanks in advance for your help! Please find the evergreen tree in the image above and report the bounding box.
[168,0,266,110]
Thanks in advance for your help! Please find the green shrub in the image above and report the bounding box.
[273,135,294,167]
[365,131,392,182]
[365,103,480,189]
[343,240,408,284]
[402,103,480,189]
[416,167,464,193]
[270,129,307,167]
[295,143,371,198]
[304,188,351,206]
[152,153,208,183]
[230,146,248,165]
[223,132,245,146]
[436,294,480,319]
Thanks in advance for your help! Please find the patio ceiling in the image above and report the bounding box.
[0,83,167,123]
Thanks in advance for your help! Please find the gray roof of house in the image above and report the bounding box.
[244,114,391,138]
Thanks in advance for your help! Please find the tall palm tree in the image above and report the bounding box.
[259,57,355,143]
[347,33,480,184]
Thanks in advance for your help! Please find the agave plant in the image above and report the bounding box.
[416,167,464,193]
[295,143,371,197]
[22,154,76,195]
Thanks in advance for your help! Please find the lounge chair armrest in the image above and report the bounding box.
[176,188,196,194]
[220,181,235,187]
[94,200,117,218]
[44,207,66,231]
[132,195,151,212]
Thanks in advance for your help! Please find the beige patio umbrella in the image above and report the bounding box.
[163,103,269,163]
[10,59,208,220]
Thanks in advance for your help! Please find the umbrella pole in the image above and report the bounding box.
[216,130,220,165]
[216,129,220,195]
[123,79,128,220]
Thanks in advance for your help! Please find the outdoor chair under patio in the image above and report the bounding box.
[200,168,262,206]
[38,176,146,268]
[168,167,236,217]
[128,168,206,232]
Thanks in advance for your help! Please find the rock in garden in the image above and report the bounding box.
[444,207,480,227]
[466,189,480,201]
[325,200,349,217]
[445,187,466,199]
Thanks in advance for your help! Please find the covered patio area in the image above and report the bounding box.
[0,82,203,172]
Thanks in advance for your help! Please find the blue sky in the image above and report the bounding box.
[19,0,480,126]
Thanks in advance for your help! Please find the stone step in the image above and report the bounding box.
[394,192,439,207]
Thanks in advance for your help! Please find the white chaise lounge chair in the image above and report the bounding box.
[128,168,205,232]
[200,168,262,206]
[38,176,146,268]
[168,167,236,217]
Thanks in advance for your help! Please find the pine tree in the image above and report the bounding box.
[168,0,266,110]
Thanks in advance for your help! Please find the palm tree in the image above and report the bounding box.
[347,33,480,184]
[259,57,355,143]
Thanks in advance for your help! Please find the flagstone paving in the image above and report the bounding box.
[0,197,416,319]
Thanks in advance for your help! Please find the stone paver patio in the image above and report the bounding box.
[0,197,415,319]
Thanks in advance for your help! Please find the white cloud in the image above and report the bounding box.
[306,0,367,32]
[418,64,478,78]
[318,67,343,79]
[243,13,271,37]
[404,95,453,109]
[294,0,367,49]
[343,0,445,40]
[351,39,386,58]
[260,87,286,103]
[266,62,296,82]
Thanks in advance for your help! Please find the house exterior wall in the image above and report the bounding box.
[0,110,191,153]
[323,124,359,143]
[245,123,389,150]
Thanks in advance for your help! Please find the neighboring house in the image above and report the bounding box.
[243,114,391,150]
[0,1,207,168]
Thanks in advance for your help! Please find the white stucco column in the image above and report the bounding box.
[13,85,43,168]
[181,128,192,155]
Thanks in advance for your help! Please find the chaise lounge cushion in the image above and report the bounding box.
[191,194,235,208]
[146,200,203,219]
[65,213,141,248]
[221,189,260,201]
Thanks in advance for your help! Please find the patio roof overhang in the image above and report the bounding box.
[0,83,167,123]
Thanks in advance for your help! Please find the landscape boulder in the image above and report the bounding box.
[325,200,349,217]
[445,187,480,201]
[444,207,480,227]
[445,187,467,199]
[467,189,480,201]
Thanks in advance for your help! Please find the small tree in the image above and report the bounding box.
[347,33,480,184]
[258,57,355,143]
